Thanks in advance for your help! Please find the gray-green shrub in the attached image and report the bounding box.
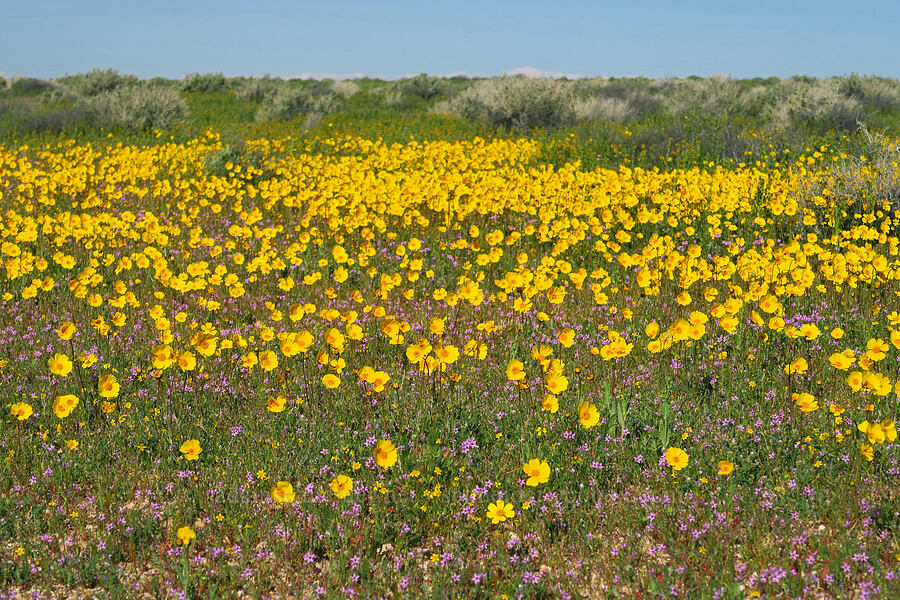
[573,77,665,119]
[448,76,576,130]
[40,87,79,104]
[181,72,227,93]
[147,77,179,89]
[0,98,99,134]
[255,88,341,122]
[794,125,899,235]
[8,77,55,96]
[837,74,900,114]
[236,76,285,102]
[767,78,864,132]
[91,85,188,130]
[573,97,634,123]
[330,80,360,98]
[663,76,760,117]
[57,69,138,97]
[396,74,447,101]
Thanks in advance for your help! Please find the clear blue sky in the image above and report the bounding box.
[3,0,899,80]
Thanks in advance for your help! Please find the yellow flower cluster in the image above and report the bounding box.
[3,132,899,497]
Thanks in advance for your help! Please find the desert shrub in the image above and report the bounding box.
[0,100,36,130]
[330,80,360,98]
[448,76,576,130]
[663,76,758,117]
[577,76,659,99]
[40,88,79,103]
[181,72,227,93]
[647,77,681,96]
[625,93,667,119]
[91,85,188,130]
[146,77,179,89]
[795,125,900,235]
[573,97,634,123]
[767,78,864,133]
[308,93,342,115]
[789,74,817,85]
[381,88,419,110]
[0,77,6,90]
[57,69,138,97]
[396,74,447,101]
[571,76,608,97]
[429,99,453,115]
[256,88,342,122]
[236,76,285,102]
[0,98,100,134]
[743,76,781,88]
[574,77,666,120]
[837,74,900,114]
[8,77,55,96]
[256,89,307,121]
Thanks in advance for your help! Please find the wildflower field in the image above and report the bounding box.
[2,76,900,599]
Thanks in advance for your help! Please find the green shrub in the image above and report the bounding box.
[255,88,342,122]
[57,69,138,97]
[448,76,576,130]
[330,80,360,98]
[0,98,98,134]
[663,76,761,117]
[768,78,864,133]
[308,92,342,116]
[789,74,817,85]
[396,74,447,101]
[8,77,54,97]
[147,77,179,89]
[382,89,420,110]
[91,85,188,130]
[181,72,227,93]
[795,124,900,235]
[575,76,657,99]
[573,77,665,119]
[0,99,35,125]
[837,74,900,114]
[236,76,284,102]
[573,97,634,123]
[40,88,79,104]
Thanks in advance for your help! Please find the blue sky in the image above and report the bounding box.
[3,0,899,80]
